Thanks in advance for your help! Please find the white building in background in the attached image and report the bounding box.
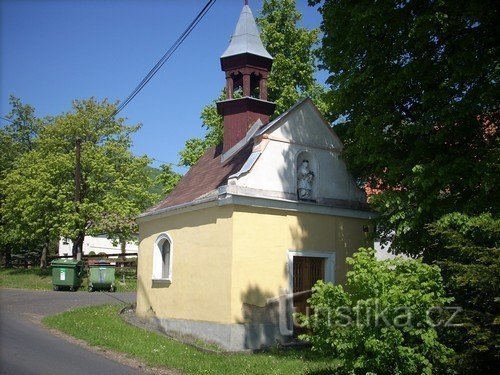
[374,237,394,260]
[58,235,138,257]
[373,231,408,260]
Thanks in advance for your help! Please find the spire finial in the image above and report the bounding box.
[244,0,248,5]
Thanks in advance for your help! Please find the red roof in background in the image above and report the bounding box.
[364,183,384,197]
[145,142,253,215]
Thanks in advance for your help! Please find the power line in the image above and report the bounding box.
[1,113,181,166]
[151,158,180,167]
[0,116,14,124]
[131,152,180,167]
[2,1,215,167]
[111,0,217,118]
[113,0,216,115]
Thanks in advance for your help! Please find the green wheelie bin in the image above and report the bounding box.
[88,260,116,292]
[51,259,84,291]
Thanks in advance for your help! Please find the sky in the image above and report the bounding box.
[0,0,325,173]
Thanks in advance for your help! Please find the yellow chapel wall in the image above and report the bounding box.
[230,205,370,324]
[136,205,234,324]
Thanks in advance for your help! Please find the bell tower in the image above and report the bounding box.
[216,2,276,153]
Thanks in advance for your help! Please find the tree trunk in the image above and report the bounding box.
[120,237,126,261]
[40,242,49,268]
[72,232,85,260]
[4,247,12,268]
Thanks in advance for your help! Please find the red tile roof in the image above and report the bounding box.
[145,142,253,215]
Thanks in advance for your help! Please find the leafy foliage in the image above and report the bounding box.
[144,165,164,197]
[299,247,454,374]
[2,96,43,153]
[0,98,157,265]
[0,96,46,266]
[258,0,331,118]
[178,92,225,167]
[179,0,331,167]
[311,0,499,254]
[0,95,46,179]
[311,1,498,371]
[155,164,182,196]
[426,213,499,373]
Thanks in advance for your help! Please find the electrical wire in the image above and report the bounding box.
[2,1,216,167]
[1,115,181,167]
[0,116,14,124]
[111,0,217,118]
[151,157,177,166]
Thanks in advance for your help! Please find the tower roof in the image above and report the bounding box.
[221,5,272,60]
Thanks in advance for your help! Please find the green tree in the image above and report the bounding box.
[0,96,45,267]
[258,0,330,117]
[0,130,17,177]
[2,95,43,155]
[311,0,498,371]
[1,148,68,267]
[179,0,331,167]
[0,98,157,266]
[311,0,499,253]
[427,213,499,373]
[179,91,225,167]
[299,247,454,374]
[156,164,182,196]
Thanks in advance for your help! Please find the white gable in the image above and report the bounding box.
[267,99,344,151]
[230,99,366,204]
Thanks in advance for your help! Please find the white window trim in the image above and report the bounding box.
[152,233,173,283]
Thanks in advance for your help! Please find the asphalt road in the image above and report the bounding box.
[0,288,143,375]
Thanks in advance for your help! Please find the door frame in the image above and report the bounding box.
[287,250,336,295]
[285,250,336,336]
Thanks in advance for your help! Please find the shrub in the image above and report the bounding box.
[427,213,499,373]
[298,248,454,374]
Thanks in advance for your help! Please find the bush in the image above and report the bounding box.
[427,213,499,374]
[298,248,454,374]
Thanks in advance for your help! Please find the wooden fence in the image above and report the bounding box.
[4,253,138,282]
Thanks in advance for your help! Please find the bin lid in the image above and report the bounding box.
[51,259,83,266]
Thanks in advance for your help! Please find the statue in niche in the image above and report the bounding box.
[297,160,314,200]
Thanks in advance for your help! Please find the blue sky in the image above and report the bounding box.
[1,0,324,173]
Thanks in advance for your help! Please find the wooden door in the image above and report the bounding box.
[292,256,325,336]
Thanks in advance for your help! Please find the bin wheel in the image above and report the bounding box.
[110,285,115,293]
[70,286,75,292]
[53,285,59,291]
[88,286,93,292]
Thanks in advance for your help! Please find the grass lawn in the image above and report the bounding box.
[43,304,338,374]
[0,267,136,292]
[0,267,53,290]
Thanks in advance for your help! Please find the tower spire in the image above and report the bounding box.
[216,3,276,153]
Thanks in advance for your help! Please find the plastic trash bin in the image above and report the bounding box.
[51,259,83,291]
[88,261,116,292]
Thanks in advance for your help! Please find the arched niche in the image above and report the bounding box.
[296,150,318,201]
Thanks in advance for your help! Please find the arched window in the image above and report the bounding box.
[161,240,170,279]
[153,233,173,281]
